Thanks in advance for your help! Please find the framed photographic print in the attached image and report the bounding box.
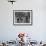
[13,10,32,25]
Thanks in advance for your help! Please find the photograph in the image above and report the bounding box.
[13,10,32,25]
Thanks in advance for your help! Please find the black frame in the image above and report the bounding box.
[13,10,33,26]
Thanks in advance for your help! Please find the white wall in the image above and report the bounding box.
[0,0,46,42]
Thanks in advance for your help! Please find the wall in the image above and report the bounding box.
[0,0,46,42]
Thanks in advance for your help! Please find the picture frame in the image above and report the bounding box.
[13,10,33,25]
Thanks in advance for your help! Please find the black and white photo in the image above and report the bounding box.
[13,10,32,25]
